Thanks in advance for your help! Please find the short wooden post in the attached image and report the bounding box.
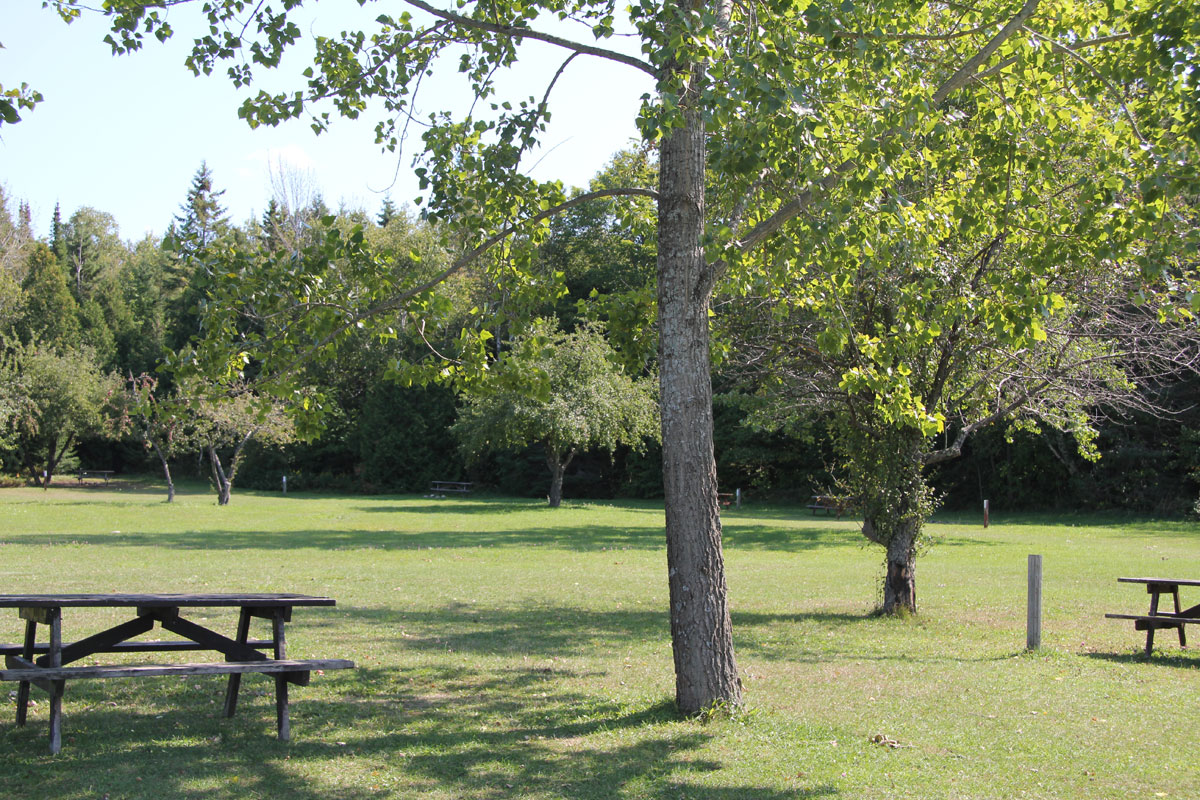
[1027,554,1043,650]
[983,499,989,528]
[735,488,741,509]
[282,475,287,495]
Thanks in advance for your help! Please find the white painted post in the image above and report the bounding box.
[983,499,989,528]
[1027,554,1043,650]
[735,488,741,509]
[282,475,287,495]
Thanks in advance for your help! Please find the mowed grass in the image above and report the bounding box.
[0,480,1197,799]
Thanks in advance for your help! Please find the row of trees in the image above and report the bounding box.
[10,0,1200,715]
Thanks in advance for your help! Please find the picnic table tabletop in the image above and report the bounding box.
[0,593,336,608]
[1117,577,1200,588]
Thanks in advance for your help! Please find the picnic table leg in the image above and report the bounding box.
[223,607,252,718]
[47,612,62,755]
[15,619,36,726]
[1173,588,1187,648]
[272,609,290,741]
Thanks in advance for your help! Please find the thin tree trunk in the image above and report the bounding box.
[545,445,575,508]
[149,438,175,502]
[656,65,742,714]
[208,445,232,506]
[42,433,74,489]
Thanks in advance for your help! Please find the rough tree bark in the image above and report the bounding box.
[656,67,742,713]
[858,432,929,615]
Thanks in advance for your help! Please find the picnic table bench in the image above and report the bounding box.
[1105,577,1200,655]
[806,495,855,519]
[76,469,114,485]
[0,593,354,753]
[429,480,473,495]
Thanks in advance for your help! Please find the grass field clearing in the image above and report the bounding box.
[0,480,1196,799]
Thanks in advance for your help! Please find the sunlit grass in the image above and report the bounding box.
[0,479,1196,798]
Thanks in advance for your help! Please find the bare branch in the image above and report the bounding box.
[402,0,659,77]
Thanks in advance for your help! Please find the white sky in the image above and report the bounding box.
[1,2,654,240]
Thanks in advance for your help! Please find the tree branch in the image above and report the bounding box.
[263,188,660,378]
[402,0,659,77]
[721,0,1044,261]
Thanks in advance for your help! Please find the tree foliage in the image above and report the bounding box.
[23,0,1200,711]
[454,320,659,506]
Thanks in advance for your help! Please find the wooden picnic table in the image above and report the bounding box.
[1105,578,1200,655]
[429,480,473,495]
[0,593,354,753]
[76,469,114,485]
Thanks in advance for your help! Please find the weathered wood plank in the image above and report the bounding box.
[7,654,54,694]
[1117,577,1200,587]
[223,607,253,718]
[156,615,269,662]
[0,639,275,656]
[37,615,154,667]
[0,658,354,681]
[1104,613,1200,623]
[19,606,60,624]
[0,594,335,608]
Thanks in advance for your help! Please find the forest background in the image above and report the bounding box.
[2,157,1198,514]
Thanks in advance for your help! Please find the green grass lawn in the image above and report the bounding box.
[0,479,1196,799]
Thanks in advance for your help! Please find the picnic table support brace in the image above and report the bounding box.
[223,607,252,718]
[47,611,62,755]
[15,619,35,726]
[273,609,289,741]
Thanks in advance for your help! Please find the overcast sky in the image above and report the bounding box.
[2,2,654,240]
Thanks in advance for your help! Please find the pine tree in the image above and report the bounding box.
[172,161,229,260]
[377,197,398,227]
[49,203,64,262]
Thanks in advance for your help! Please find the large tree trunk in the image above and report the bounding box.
[883,518,920,613]
[856,431,930,615]
[656,75,742,714]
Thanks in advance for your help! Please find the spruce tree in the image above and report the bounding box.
[377,197,398,228]
[172,161,229,260]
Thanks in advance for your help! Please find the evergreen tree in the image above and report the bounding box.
[18,244,80,348]
[49,202,64,262]
[377,197,398,228]
[172,161,229,260]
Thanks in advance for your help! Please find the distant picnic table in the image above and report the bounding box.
[429,480,473,495]
[76,469,114,485]
[806,495,855,519]
[1105,577,1200,655]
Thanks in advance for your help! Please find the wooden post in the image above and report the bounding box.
[983,499,989,528]
[282,475,287,495]
[735,488,741,509]
[1027,554,1042,650]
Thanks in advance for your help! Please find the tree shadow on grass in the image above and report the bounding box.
[32,522,871,554]
[0,664,827,800]
[1083,649,1200,669]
